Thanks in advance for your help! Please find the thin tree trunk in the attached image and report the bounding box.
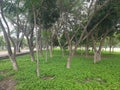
[109,37,112,53]
[46,42,49,62]
[38,28,44,56]
[36,29,40,77]
[61,47,65,57]
[57,37,65,57]
[49,45,53,58]
[36,37,40,77]
[29,48,35,62]
[26,37,35,62]
[85,38,89,57]
[32,6,40,77]
[0,18,18,71]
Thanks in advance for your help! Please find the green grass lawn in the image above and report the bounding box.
[0,50,120,90]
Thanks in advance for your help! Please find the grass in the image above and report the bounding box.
[0,50,120,90]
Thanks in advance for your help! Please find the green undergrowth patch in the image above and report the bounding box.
[0,75,4,80]
[0,59,16,80]
[0,50,120,90]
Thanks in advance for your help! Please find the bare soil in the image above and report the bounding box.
[42,76,55,80]
[0,77,16,90]
[82,77,107,84]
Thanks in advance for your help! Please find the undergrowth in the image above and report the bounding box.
[0,50,120,90]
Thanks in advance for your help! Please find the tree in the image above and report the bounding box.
[4,0,25,53]
[24,0,60,77]
[0,0,18,70]
[91,0,120,63]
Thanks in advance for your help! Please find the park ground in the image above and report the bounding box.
[0,50,120,90]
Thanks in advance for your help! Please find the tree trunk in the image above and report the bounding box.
[16,43,20,53]
[16,36,24,53]
[112,47,114,52]
[109,37,112,53]
[36,29,40,77]
[57,37,65,57]
[9,55,18,70]
[32,6,40,77]
[85,44,89,57]
[66,52,73,69]
[36,36,40,77]
[85,38,89,57]
[26,37,35,62]
[61,47,65,57]
[0,19,18,71]
[39,37,43,56]
[66,43,73,69]
[46,42,49,62]
[49,45,53,58]
[29,48,35,62]
[94,51,101,64]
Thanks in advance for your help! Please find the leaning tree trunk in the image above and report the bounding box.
[9,55,18,70]
[0,18,18,71]
[29,47,35,62]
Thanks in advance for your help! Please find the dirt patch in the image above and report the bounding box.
[0,77,16,90]
[82,77,107,84]
[42,76,55,80]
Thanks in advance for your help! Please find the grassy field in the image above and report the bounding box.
[0,50,120,90]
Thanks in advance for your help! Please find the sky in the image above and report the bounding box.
[0,13,15,36]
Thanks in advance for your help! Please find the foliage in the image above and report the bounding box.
[40,0,60,29]
[0,50,120,90]
[24,0,60,29]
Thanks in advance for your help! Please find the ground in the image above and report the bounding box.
[0,50,120,90]
[0,77,16,90]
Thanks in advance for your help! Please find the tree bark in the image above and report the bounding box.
[94,51,101,64]
[66,52,73,69]
[9,55,18,70]
[26,37,35,62]
[46,42,49,62]
[32,6,40,77]
[0,1,18,70]
[85,38,89,57]
[61,47,65,57]
[57,36,65,57]
[49,45,53,58]
[109,37,112,53]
